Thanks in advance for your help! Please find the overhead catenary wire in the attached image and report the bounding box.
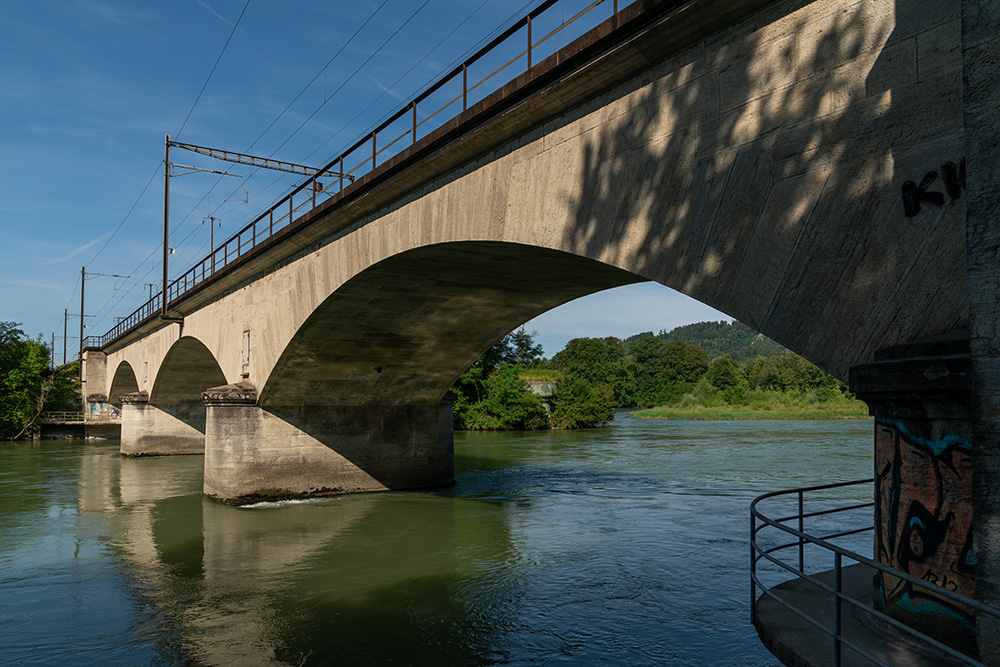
[82,1,253,331]
[190,0,537,238]
[148,0,398,287]
[179,0,435,234]
[175,0,252,139]
[91,0,564,336]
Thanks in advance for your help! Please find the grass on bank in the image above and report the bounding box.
[632,405,871,420]
[631,387,870,421]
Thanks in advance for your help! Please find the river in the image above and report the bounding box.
[0,414,873,666]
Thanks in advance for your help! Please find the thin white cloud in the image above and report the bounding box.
[195,0,252,36]
[40,233,111,267]
[72,0,158,26]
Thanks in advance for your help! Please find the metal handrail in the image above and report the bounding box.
[750,479,1000,666]
[87,0,668,350]
[42,411,85,423]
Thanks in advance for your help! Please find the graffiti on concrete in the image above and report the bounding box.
[874,419,974,636]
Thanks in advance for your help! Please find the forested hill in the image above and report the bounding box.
[628,321,787,362]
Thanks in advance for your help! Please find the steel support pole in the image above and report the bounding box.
[79,265,85,407]
[162,134,170,317]
[63,308,67,366]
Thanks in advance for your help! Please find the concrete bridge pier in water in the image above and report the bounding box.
[79,0,999,662]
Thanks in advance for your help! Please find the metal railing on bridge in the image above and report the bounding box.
[86,0,660,350]
[42,411,85,423]
[751,479,1000,666]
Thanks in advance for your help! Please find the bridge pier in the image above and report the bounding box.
[119,391,206,456]
[201,383,455,504]
[852,332,976,654]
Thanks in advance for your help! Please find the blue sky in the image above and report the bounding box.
[1,0,728,362]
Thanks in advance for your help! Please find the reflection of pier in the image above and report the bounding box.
[80,450,373,666]
[77,452,515,665]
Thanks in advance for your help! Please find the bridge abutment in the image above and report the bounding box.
[119,391,207,456]
[201,383,455,504]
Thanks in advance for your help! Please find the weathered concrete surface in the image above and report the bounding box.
[120,391,205,456]
[203,382,454,503]
[755,564,971,666]
[962,0,1000,661]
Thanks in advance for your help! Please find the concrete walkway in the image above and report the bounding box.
[754,564,973,666]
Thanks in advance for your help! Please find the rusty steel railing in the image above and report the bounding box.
[751,479,1000,666]
[87,0,652,350]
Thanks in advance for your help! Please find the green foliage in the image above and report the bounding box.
[550,336,635,407]
[455,365,548,431]
[620,334,708,407]
[551,378,615,429]
[643,320,787,362]
[0,322,80,439]
[452,320,861,430]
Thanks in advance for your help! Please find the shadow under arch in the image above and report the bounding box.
[108,360,139,403]
[260,241,648,411]
[121,336,227,457]
[151,336,227,430]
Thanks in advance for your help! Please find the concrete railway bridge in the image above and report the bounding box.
[80,0,999,660]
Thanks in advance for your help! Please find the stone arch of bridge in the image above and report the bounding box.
[258,241,652,412]
[108,361,139,403]
[151,336,227,422]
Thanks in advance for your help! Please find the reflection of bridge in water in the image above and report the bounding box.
[75,0,1000,662]
[79,449,516,666]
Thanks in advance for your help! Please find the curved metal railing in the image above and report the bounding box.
[86,0,669,350]
[750,479,1000,666]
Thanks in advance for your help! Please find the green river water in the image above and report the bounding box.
[0,414,873,666]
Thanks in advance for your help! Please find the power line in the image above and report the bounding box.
[174,0,537,265]
[163,0,394,246]
[176,0,252,139]
[83,1,252,326]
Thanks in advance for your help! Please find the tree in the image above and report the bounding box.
[458,365,549,430]
[551,378,615,428]
[706,355,747,403]
[0,322,79,439]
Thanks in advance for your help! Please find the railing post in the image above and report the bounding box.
[340,156,345,191]
[269,208,273,236]
[750,512,757,624]
[289,195,293,227]
[798,490,805,573]
[463,63,468,111]
[412,101,417,144]
[372,131,377,170]
[834,552,842,667]
[527,14,532,70]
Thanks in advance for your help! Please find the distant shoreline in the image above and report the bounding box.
[631,405,871,421]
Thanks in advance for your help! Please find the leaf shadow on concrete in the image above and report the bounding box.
[560,0,967,379]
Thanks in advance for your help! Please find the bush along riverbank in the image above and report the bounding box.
[450,323,869,430]
[451,329,614,430]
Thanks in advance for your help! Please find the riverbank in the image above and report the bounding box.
[631,404,871,420]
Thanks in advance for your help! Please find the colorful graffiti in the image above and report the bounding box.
[874,419,975,648]
[87,402,122,422]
